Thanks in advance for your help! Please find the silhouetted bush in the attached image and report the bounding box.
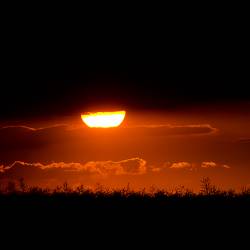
[0,177,249,204]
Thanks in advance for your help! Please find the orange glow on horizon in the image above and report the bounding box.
[81,111,126,128]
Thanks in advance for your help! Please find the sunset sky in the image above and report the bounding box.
[1,25,249,192]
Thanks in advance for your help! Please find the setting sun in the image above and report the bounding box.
[81,111,126,128]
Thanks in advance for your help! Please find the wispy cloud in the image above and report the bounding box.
[167,161,230,171]
[170,162,193,169]
[0,123,219,164]
[0,157,147,179]
[0,159,232,189]
[201,161,230,169]
[126,124,217,136]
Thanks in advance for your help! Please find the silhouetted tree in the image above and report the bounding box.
[200,177,219,195]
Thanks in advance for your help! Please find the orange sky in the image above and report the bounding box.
[0,106,250,192]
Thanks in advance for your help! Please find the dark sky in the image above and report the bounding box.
[1,15,249,119]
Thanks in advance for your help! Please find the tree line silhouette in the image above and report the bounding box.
[1,177,249,198]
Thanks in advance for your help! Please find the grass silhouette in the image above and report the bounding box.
[1,177,249,237]
[1,177,249,203]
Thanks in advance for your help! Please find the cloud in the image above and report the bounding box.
[0,125,69,151]
[126,124,217,137]
[170,162,192,169]
[0,158,147,186]
[166,161,231,171]
[83,158,146,175]
[3,158,228,185]
[0,123,217,152]
[1,158,146,176]
[201,162,230,169]
[0,123,218,164]
[201,161,217,168]
[0,159,232,190]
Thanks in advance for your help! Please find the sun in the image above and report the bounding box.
[81,111,126,128]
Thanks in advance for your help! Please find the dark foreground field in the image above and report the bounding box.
[1,179,250,219]
[1,179,249,244]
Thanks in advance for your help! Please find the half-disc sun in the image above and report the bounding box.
[81,111,126,128]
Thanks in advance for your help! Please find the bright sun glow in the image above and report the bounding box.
[81,111,126,128]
